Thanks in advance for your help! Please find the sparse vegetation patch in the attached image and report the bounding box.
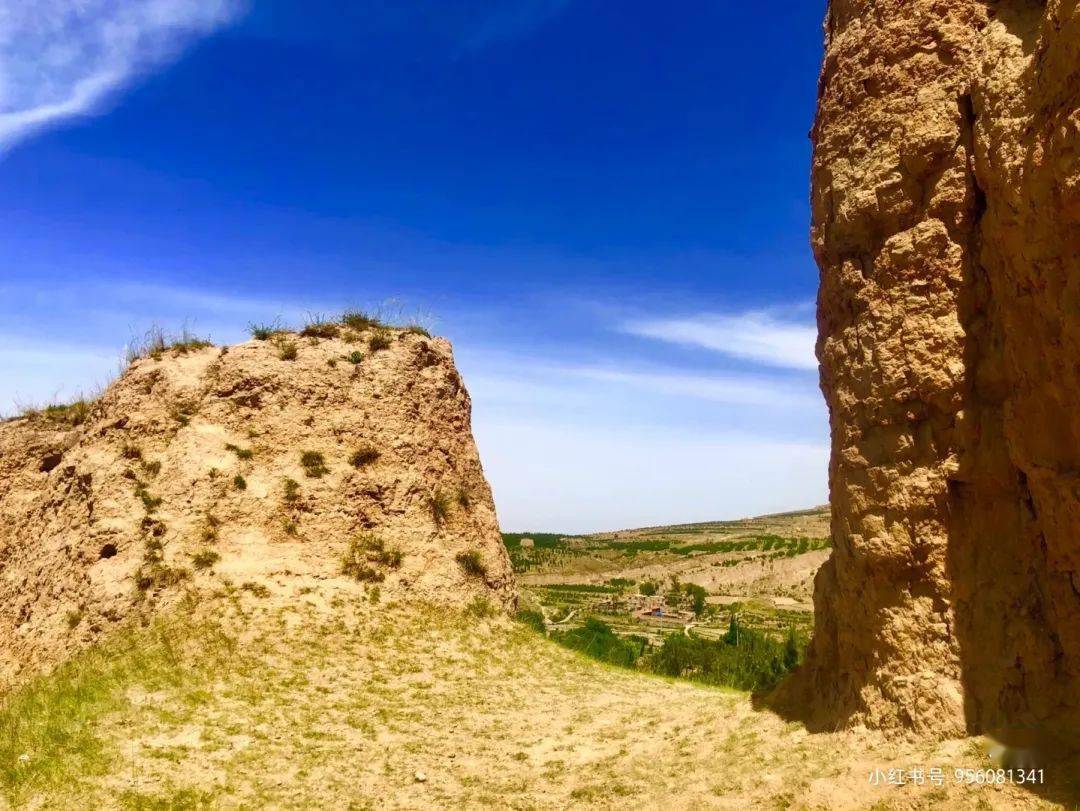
[348,444,379,468]
[277,340,298,361]
[341,535,403,582]
[134,483,162,514]
[341,310,383,331]
[0,612,235,805]
[168,400,197,427]
[427,489,452,525]
[135,543,189,594]
[240,582,270,598]
[300,451,329,478]
[224,443,254,460]
[248,321,280,340]
[299,316,340,339]
[201,522,219,543]
[455,550,487,579]
[19,399,94,427]
[283,478,302,504]
[367,330,392,352]
[127,326,212,364]
[191,550,220,570]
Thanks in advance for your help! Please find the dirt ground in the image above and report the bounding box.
[10,586,1073,810]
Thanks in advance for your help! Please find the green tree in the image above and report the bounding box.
[783,626,800,671]
[646,625,794,691]
[725,614,740,645]
[684,583,707,617]
[639,580,658,596]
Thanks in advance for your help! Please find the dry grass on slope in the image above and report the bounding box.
[0,593,1066,810]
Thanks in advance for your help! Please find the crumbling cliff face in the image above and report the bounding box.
[0,324,515,688]
[798,0,1080,743]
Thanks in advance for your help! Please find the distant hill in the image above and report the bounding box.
[506,506,831,645]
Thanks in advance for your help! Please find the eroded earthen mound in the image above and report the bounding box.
[788,0,1080,745]
[0,324,515,687]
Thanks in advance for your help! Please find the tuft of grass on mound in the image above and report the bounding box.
[367,330,393,352]
[341,534,403,582]
[19,399,95,427]
[248,321,281,341]
[299,316,341,340]
[348,444,379,468]
[300,450,329,478]
[126,326,213,364]
[341,310,384,332]
[455,550,488,578]
[0,608,239,806]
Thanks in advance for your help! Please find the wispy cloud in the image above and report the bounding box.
[0,0,244,152]
[563,365,819,408]
[0,280,828,530]
[460,349,827,531]
[0,337,122,416]
[622,310,818,370]
[477,418,827,532]
[453,332,827,529]
[98,281,335,322]
[461,349,822,411]
[462,0,571,50]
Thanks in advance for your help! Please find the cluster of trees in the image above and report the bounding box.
[679,583,707,616]
[605,534,830,557]
[500,533,574,573]
[552,618,648,667]
[638,580,659,596]
[760,536,824,558]
[639,578,708,613]
[649,616,800,691]
[639,577,708,616]
[547,615,803,692]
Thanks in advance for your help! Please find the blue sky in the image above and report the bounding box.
[0,0,828,532]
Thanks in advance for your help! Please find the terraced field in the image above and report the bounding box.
[508,506,830,646]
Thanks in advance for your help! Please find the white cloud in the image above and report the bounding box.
[0,338,122,416]
[460,349,822,410]
[562,365,819,408]
[460,347,828,531]
[98,281,340,325]
[623,310,818,370]
[0,0,244,152]
[0,279,355,350]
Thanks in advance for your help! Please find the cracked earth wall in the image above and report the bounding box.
[0,325,515,688]
[793,0,1080,743]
